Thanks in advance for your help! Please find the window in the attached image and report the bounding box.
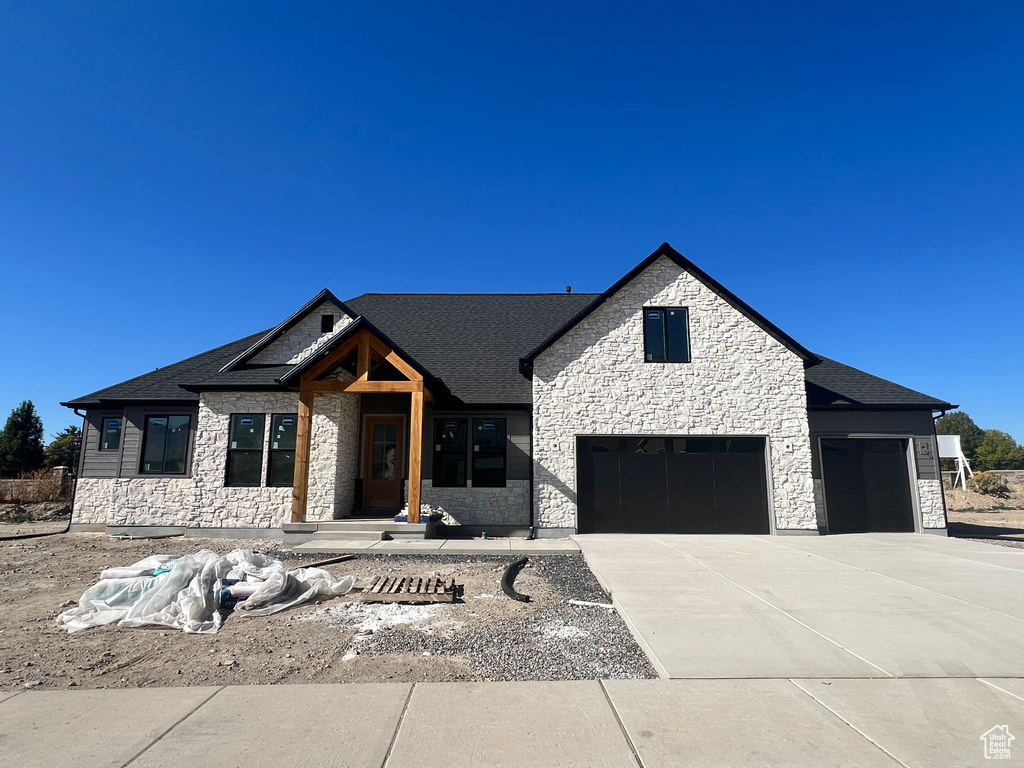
[99,417,123,451]
[140,415,191,474]
[472,418,506,487]
[644,307,690,363]
[321,314,334,333]
[225,414,265,486]
[433,419,467,487]
[267,414,298,486]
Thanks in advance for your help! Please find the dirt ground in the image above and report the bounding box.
[942,481,1024,540]
[0,516,654,691]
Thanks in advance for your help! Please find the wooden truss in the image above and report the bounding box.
[291,328,431,524]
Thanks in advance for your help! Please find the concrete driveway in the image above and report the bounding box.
[574,533,1024,679]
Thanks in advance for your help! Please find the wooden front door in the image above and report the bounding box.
[363,416,404,508]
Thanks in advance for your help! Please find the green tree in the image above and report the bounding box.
[44,425,82,470]
[974,429,1024,471]
[935,411,985,461]
[0,400,45,472]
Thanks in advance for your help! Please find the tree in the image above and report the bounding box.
[974,429,1024,471]
[935,411,984,461]
[0,400,45,472]
[44,425,82,470]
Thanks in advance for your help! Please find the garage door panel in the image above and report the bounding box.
[619,454,670,533]
[821,438,915,533]
[578,436,770,535]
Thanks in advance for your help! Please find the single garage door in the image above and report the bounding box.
[576,436,770,534]
[820,438,915,533]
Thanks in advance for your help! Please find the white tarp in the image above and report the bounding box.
[57,549,357,634]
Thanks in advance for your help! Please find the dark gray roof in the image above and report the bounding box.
[345,293,599,403]
[61,331,270,407]
[63,295,953,413]
[806,356,953,411]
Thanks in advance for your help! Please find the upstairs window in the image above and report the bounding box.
[267,414,298,486]
[140,415,192,474]
[644,307,690,363]
[433,419,467,487]
[99,417,123,451]
[225,414,265,486]
[473,418,506,487]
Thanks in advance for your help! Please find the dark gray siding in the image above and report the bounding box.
[808,410,939,480]
[119,407,200,478]
[79,410,125,479]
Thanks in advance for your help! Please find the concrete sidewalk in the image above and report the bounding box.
[576,533,1024,680]
[292,538,579,554]
[3,678,1022,767]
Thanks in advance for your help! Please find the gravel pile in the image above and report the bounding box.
[298,552,658,681]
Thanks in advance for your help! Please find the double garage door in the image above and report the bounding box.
[577,436,770,534]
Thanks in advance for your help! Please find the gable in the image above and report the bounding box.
[521,243,817,375]
[250,300,355,365]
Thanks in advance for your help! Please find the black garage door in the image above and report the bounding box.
[577,436,770,534]
[820,438,915,533]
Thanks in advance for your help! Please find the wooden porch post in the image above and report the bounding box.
[291,388,314,522]
[407,385,423,523]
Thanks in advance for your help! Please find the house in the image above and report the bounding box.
[63,243,954,539]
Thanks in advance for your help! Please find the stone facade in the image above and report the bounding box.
[110,478,193,527]
[531,255,816,532]
[191,392,299,528]
[421,479,530,526]
[918,478,948,529]
[251,301,354,365]
[71,478,114,525]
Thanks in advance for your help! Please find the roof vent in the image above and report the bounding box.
[565,286,572,294]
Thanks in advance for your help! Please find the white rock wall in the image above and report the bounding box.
[421,479,530,526]
[306,391,359,521]
[191,392,299,528]
[532,255,816,532]
[918,478,947,529]
[251,301,354,365]
[109,478,193,527]
[72,478,113,525]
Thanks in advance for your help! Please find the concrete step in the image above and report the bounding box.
[316,520,431,534]
[312,529,385,541]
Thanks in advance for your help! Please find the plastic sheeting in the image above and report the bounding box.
[57,549,357,634]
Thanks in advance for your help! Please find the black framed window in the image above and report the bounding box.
[644,307,690,363]
[433,419,467,487]
[472,418,506,487]
[226,414,265,486]
[99,417,123,451]
[267,414,298,486]
[140,415,192,474]
[321,314,334,332]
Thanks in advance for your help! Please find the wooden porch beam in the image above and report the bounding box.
[303,380,427,394]
[291,388,314,523]
[368,335,423,382]
[356,329,372,381]
[302,333,362,382]
[408,387,423,523]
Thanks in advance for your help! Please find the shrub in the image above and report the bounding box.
[971,471,1009,497]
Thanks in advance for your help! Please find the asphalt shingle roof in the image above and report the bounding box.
[62,295,953,412]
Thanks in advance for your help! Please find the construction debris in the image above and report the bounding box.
[360,575,457,603]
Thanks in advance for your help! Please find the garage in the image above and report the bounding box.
[576,436,770,534]
[820,438,915,533]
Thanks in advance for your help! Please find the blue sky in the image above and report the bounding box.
[1,2,1022,444]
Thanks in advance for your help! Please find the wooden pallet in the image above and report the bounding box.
[360,575,457,603]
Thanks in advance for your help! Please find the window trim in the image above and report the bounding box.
[98,416,123,452]
[432,418,468,488]
[224,413,266,488]
[643,306,691,364]
[472,417,507,488]
[138,414,193,476]
[267,412,299,487]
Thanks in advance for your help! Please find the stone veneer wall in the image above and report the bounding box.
[532,255,816,532]
[306,390,359,521]
[71,478,114,525]
[110,478,193,527]
[251,301,354,365]
[918,479,948,529]
[190,392,299,528]
[421,479,530,526]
